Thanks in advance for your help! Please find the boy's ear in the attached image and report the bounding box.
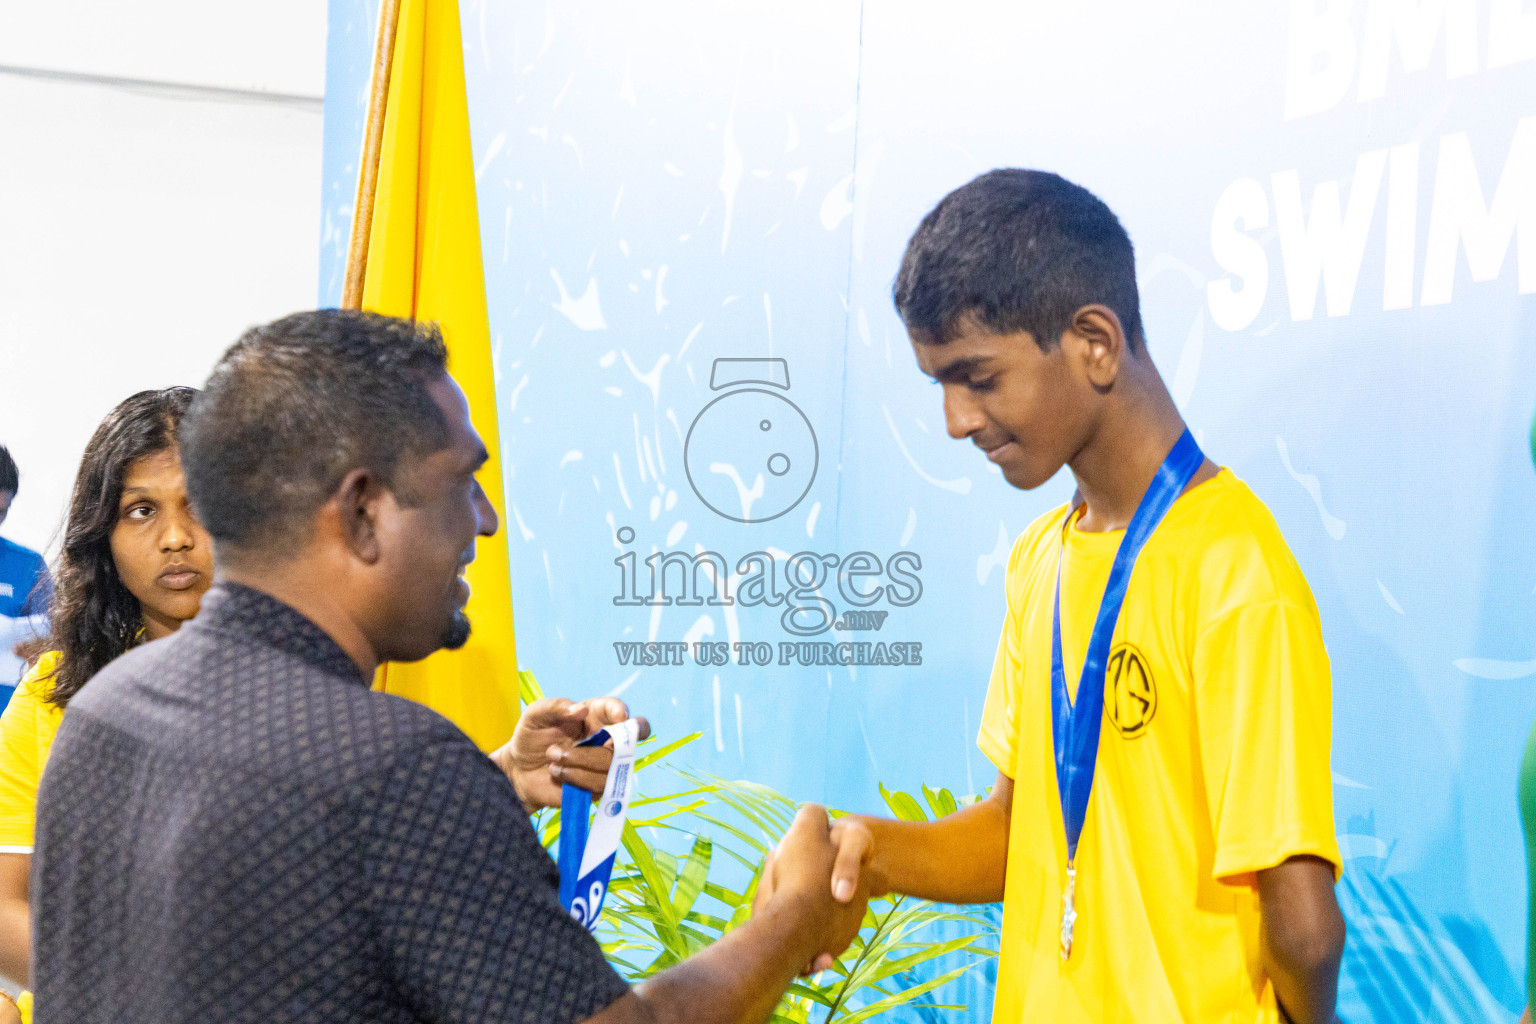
[1068,304,1130,390]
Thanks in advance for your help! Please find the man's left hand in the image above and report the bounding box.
[492,697,650,812]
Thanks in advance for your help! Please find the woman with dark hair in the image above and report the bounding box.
[0,387,211,1001]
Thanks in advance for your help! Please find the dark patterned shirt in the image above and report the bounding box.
[33,583,629,1024]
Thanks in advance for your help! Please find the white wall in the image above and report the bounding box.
[0,1,330,557]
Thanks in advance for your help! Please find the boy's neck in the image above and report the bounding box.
[1068,373,1202,533]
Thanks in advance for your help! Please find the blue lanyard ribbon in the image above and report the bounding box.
[557,719,642,931]
[1051,429,1204,863]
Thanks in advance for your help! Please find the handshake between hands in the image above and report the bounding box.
[753,810,879,975]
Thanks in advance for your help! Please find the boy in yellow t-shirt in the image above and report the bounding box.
[756,170,1344,1024]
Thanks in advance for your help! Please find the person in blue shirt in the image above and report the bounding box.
[0,445,50,701]
[0,446,48,620]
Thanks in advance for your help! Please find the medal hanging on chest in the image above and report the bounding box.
[1051,429,1204,961]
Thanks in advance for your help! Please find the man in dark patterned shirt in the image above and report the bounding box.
[33,311,864,1024]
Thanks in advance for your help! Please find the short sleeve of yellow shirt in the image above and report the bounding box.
[0,651,65,853]
[978,469,1340,1024]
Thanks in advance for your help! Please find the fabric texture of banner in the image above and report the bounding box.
[359,0,519,750]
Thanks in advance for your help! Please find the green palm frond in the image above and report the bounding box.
[521,676,997,1023]
[602,770,997,1024]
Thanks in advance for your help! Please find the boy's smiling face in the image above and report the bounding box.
[911,314,1105,492]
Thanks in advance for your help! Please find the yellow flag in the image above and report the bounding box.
[360,0,519,749]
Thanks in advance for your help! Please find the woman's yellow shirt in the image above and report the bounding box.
[0,651,63,852]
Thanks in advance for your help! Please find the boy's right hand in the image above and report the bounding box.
[760,815,879,908]
[828,816,879,904]
[757,805,869,972]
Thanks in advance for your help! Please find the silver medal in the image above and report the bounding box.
[1059,863,1077,961]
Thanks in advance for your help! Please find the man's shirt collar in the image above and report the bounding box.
[193,582,369,686]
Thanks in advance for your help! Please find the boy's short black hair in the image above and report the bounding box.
[893,169,1144,351]
[180,309,451,551]
[0,444,17,496]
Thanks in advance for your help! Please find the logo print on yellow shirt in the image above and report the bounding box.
[1106,643,1157,738]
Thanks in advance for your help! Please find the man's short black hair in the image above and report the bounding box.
[893,169,1144,351]
[181,309,451,550]
[0,444,17,496]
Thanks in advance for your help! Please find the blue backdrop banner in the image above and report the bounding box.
[321,2,1536,1018]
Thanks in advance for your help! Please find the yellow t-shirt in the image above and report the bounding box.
[979,469,1340,1024]
[0,651,64,853]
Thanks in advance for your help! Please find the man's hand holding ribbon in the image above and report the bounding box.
[491,696,651,812]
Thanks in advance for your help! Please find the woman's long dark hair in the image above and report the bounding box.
[24,388,198,708]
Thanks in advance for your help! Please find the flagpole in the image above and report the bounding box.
[341,0,404,310]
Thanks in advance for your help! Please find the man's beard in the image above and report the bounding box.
[441,610,472,651]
